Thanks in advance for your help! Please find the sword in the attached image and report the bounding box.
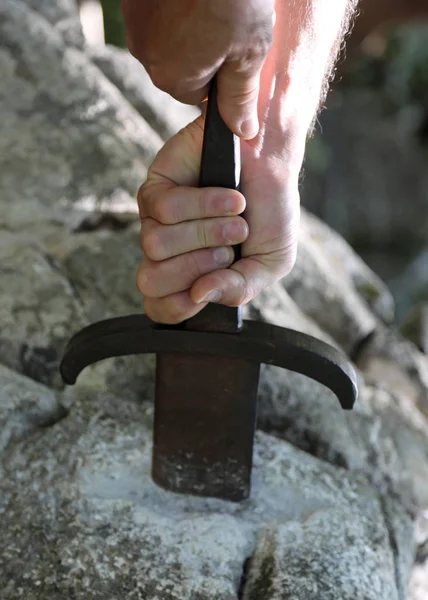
[60,79,357,502]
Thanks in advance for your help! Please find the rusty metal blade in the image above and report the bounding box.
[153,354,259,501]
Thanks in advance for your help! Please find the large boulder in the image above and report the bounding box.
[0,1,427,597]
[0,0,162,233]
[0,380,414,600]
[88,44,200,141]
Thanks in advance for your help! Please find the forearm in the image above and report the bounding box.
[258,0,358,156]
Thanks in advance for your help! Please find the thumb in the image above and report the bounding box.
[216,59,264,140]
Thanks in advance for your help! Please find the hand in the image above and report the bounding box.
[121,0,275,139]
[136,112,301,324]
[134,0,356,323]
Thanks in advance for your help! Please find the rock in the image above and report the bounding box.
[282,212,378,354]
[25,0,86,48]
[244,282,338,346]
[410,512,428,600]
[0,0,162,233]
[88,44,200,140]
[243,493,413,600]
[0,3,426,596]
[257,363,428,509]
[390,247,428,322]
[0,240,87,387]
[0,364,66,453]
[0,386,413,599]
[400,302,428,354]
[356,326,428,413]
[0,224,143,387]
[301,209,395,324]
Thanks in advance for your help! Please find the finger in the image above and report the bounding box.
[190,247,297,307]
[144,291,207,325]
[216,40,272,140]
[138,182,245,225]
[140,216,248,262]
[136,246,234,298]
[143,65,211,107]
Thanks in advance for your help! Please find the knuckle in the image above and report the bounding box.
[141,224,164,261]
[149,68,179,97]
[237,274,254,306]
[153,196,173,225]
[196,220,209,249]
[136,265,153,298]
[143,299,163,324]
[186,251,204,280]
[137,183,151,218]
[196,189,207,219]
[163,297,190,325]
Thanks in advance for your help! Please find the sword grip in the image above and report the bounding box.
[181,77,243,333]
[199,78,242,263]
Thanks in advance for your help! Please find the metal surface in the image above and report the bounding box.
[152,79,259,500]
[60,78,358,503]
[60,315,358,410]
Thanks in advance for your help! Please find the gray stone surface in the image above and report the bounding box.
[0,386,413,600]
[356,326,428,414]
[0,224,143,387]
[301,209,395,324]
[257,363,428,509]
[0,364,66,453]
[88,44,200,140]
[0,0,162,232]
[25,0,86,48]
[400,302,428,355]
[283,212,378,354]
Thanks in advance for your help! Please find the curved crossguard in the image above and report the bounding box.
[60,79,358,502]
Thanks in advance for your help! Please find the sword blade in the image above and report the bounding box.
[153,354,259,501]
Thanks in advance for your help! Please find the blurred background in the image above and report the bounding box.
[77,0,428,335]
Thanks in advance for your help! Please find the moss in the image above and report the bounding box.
[245,542,276,600]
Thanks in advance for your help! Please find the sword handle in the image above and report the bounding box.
[199,78,242,262]
[181,77,244,333]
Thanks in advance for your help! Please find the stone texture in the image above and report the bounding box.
[0,364,66,453]
[283,211,378,355]
[356,326,428,414]
[0,224,143,387]
[25,0,86,48]
[391,248,428,321]
[301,209,395,324]
[88,44,200,140]
[0,386,413,600]
[400,302,428,355]
[0,2,426,597]
[0,0,162,232]
[410,512,428,600]
[257,363,428,509]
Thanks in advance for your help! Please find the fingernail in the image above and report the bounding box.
[239,116,259,139]
[213,247,231,265]
[197,289,222,304]
[223,221,247,244]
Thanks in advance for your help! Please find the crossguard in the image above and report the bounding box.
[60,315,357,409]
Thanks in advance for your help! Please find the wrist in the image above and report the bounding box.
[264,0,353,133]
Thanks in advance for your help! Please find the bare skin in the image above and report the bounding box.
[121,0,275,139]
[135,0,357,324]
